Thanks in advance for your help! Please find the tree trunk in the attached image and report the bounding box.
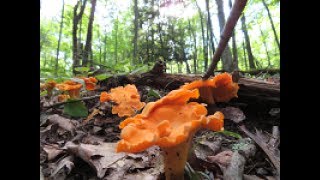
[103,29,107,65]
[188,20,197,74]
[206,0,216,59]
[72,0,87,74]
[215,0,233,72]
[242,41,248,70]
[229,0,238,71]
[43,53,47,68]
[259,27,271,67]
[83,0,97,67]
[262,0,280,52]
[196,1,208,72]
[98,30,102,64]
[133,0,139,65]
[115,16,118,64]
[55,0,65,77]
[241,14,256,69]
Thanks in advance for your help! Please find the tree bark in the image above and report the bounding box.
[133,0,139,65]
[259,27,271,67]
[103,29,107,65]
[188,20,197,74]
[262,0,280,52]
[72,0,87,74]
[241,14,256,69]
[215,0,233,72]
[206,0,216,59]
[229,0,239,71]
[55,0,65,77]
[242,41,248,70]
[83,0,97,67]
[196,1,208,72]
[115,16,118,64]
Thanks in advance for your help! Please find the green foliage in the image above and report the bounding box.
[213,130,242,139]
[63,100,88,117]
[185,162,211,180]
[40,90,47,97]
[147,89,161,99]
[95,73,113,81]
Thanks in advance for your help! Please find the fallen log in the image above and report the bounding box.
[97,62,279,105]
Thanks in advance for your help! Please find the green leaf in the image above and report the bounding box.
[40,90,47,97]
[95,73,113,81]
[129,66,148,75]
[75,67,90,72]
[214,130,242,139]
[63,100,88,117]
[147,89,161,99]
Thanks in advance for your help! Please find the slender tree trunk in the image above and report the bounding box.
[242,41,248,70]
[259,27,271,67]
[188,20,197,74]
[262,0,280,52]
[229,0,238,71]
[205,0,215,58]
[115,16,118,64]
[83,0,97,67]
[196,1,208,72]
[103,29,107,64]
[72,0,87,74]
[146,25,149,63]
[55,0,65,77]
[215,0,233,72]
[44,53,47,68]
[241,14,256,69]
[133,0,139,64]
[177,62,182,73]
[98,30,102,64]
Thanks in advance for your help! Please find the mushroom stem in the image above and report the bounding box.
[162,134,194,180]
[68,89,80,99]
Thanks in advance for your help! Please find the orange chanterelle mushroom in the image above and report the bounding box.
[116,88,224,180]
[43,80,57,97]
[55,80,83,99]
[181,72,239,104]
[79,77,98,91]
[100,84,145,117]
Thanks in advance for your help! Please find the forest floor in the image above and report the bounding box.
[40,74,280,180]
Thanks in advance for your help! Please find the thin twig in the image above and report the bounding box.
[203,0,248,79]
[43,95,100,108]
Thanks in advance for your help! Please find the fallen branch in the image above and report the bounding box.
[43,95,100,109]
[203,0,248,79]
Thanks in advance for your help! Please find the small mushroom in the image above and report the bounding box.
[99,84,145,117]
[56,80,83,99]
[181,72,239,104]
[79,77,98,91]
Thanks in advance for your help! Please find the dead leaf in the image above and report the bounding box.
[64,142,127,178]
[220,106,246,123]
[49,155,74,180]
[83,108,101,125]
[47,114,79,133]
[43,144,64,161]
[207,150,233,168]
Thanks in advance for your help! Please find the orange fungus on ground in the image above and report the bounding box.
[181,72,239,103]
[116,88,224,153]
[55,80,83,99]
[79,77,98,91]
[99,84,145,117]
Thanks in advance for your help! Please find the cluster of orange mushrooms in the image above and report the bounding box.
[41,77,98,101]
[41,73,239,180]
[99,73,239,180]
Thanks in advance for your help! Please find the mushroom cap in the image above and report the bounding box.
[100,84,145,117]
[181,73,239,102]
[116,88,224,153]
[56,80,83,91]
[58,94,70,102]
[45,80,57,89]
[79,77,97,90]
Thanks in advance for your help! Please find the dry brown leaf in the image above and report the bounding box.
[47,114,79,133]
[64,142,127,178]
[207,150,233,168]
[49,155,74,180]
[220,106,246,123]
[83,108,101,125]
[43,144,64,161]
